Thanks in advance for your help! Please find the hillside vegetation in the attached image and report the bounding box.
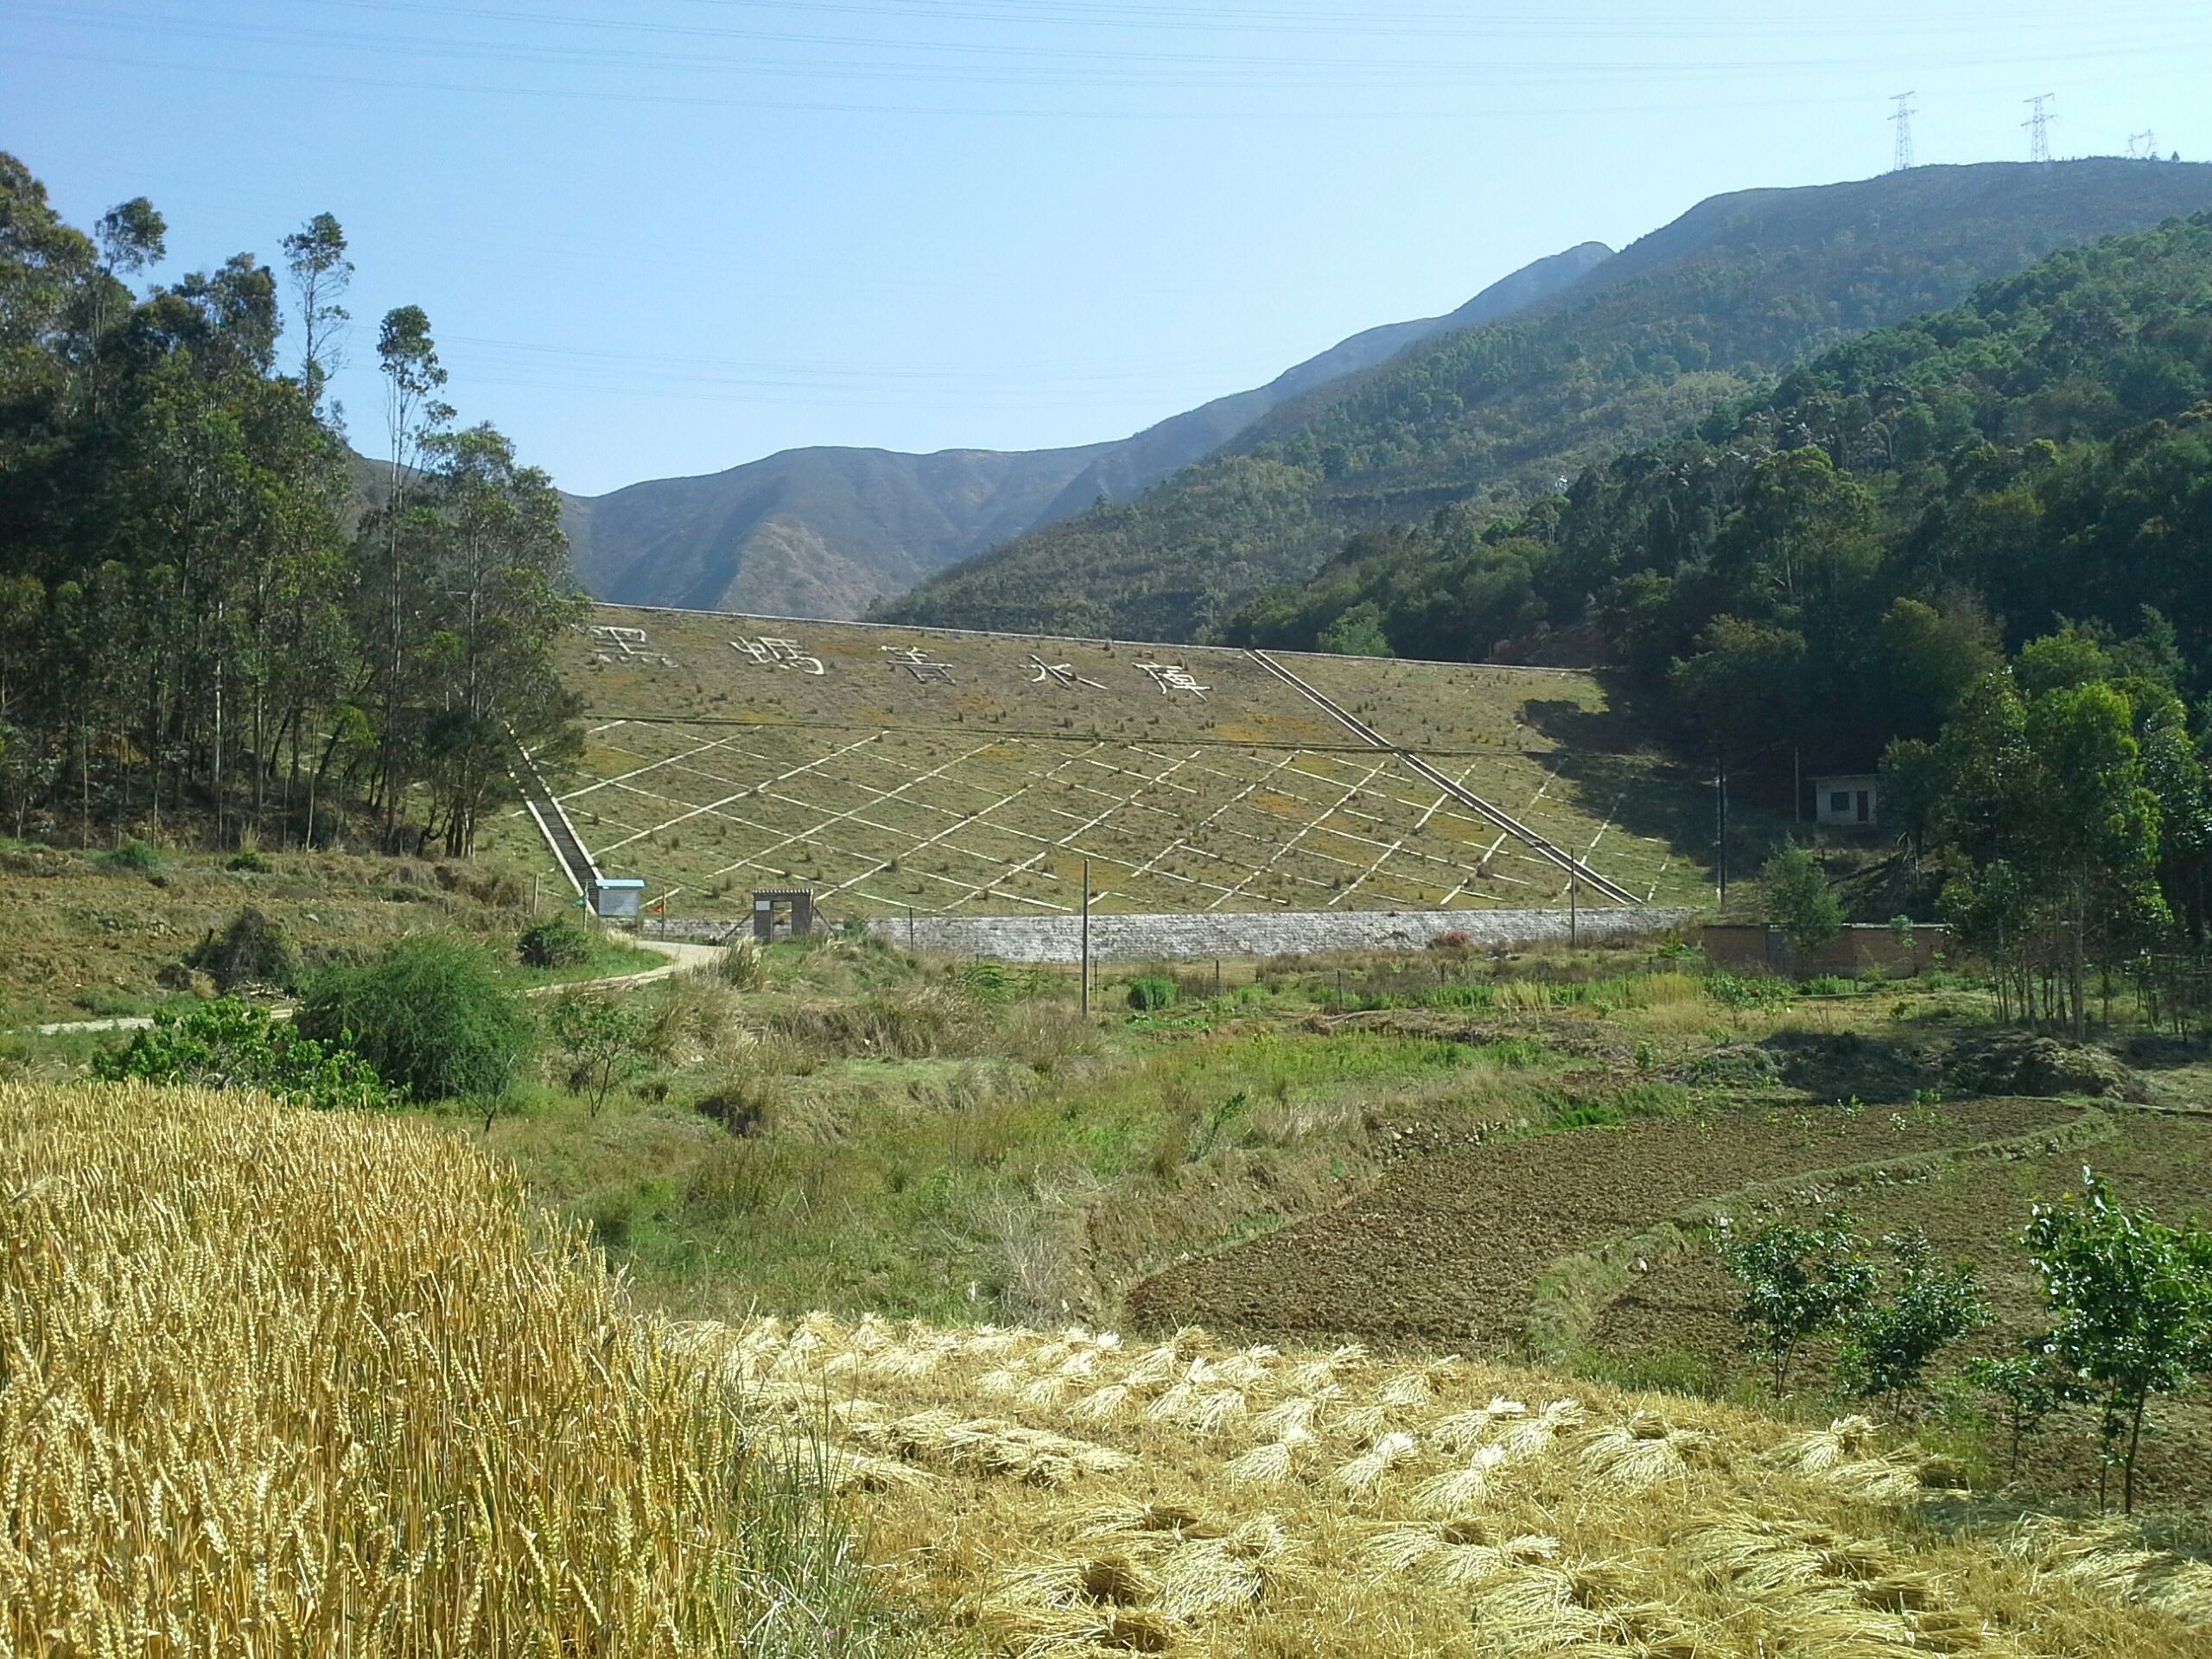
[0,152,577,858]
[1233,207,2212,738]
[880,162,2212,642]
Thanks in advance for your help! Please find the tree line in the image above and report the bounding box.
[0,152,581,856]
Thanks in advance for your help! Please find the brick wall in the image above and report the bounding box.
[1702,922,1948,978]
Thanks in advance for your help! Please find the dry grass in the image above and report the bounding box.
[684,1314,2212,1659]
[0,1082,882,1655]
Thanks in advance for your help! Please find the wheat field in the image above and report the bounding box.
[12,1083,2210,1656]
[691,1314,2212,1659]
[0,1083,879,1656]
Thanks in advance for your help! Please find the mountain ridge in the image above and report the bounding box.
[560,241,1612,618]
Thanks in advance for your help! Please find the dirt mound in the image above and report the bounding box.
[1941,1032,2144,1101]
[1747,1028,2144,1104]
[1124,1098,2081,1349]
[1681,1045,1780,1088]
[1758,1030,1936,1102]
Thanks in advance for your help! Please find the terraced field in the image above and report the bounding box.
[479,606,1706,917]
[1126,1096,2090,1350]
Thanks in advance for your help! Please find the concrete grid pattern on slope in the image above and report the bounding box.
[489,607,1696,917]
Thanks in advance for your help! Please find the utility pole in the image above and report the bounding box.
[1569,862,1578,949]
[1889,92,1916,172]
[2023,95,2055,164]
[1080,858,1090,1016]
[1715,753,1730,907]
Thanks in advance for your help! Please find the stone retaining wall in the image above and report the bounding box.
[859,906,1696,963]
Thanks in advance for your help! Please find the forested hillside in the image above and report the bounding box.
[882,161,2212,642]
[1233,208,2212,1009]
[0,153,578,855]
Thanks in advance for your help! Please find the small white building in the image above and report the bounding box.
[588,875,645,918]
[1813,774,1878,827]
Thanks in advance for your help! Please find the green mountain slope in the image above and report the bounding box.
[1224,207,2212,827]
[878,161,2212,643]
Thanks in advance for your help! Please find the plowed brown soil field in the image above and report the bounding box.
[1125,1097,2082,1349]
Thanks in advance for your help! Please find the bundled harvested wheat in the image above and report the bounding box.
[1410,1442,1510,1514]
[1574,1410,1713,1491]
[1334,1429,1420,1497]
[683,1307,2209,1659]
[1223,1439,1302,1486]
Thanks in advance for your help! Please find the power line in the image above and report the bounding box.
[2023,92,2055,163]
[1889,90,1916,171]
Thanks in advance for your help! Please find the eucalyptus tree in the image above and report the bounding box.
[368,305,450,844]
[282,213,352,415]
[412,423,582,855]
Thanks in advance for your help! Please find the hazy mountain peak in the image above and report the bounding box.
[563,241,1612,619]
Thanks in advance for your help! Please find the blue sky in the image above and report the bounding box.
[8,2,2210,495]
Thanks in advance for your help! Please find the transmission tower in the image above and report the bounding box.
[2023,94,2055,164]
[1889,92,1916,171]
[2130,130,2158,161]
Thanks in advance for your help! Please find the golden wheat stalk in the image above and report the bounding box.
[0,1082,875,1656]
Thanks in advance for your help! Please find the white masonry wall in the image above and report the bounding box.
[856,906,1698,963]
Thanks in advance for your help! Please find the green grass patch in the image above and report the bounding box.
[502,937,666,989]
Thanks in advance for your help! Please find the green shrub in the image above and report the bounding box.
[99,838,160,870]
[1611,1080,1690,1117]
[1763,843,1845,956]
[1551,1100,1624,1129]
[1707,971,1791,1011]
[1719,1212,1878,1395]
[226,849,270,873]
[1801,974,1857,995]
[1127,974,1177,1012]
[93,998,399,1110]
[549,992,645,1116]
[299,937,535,1103]
[963,960,1014,1001]
[184,907,298,993]
[518,917,594,969]
[1838,1228,1988,1406]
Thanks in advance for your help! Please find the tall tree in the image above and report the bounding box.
[412,423,583,855]
[370,305,449,847]
[281,213,352,416]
